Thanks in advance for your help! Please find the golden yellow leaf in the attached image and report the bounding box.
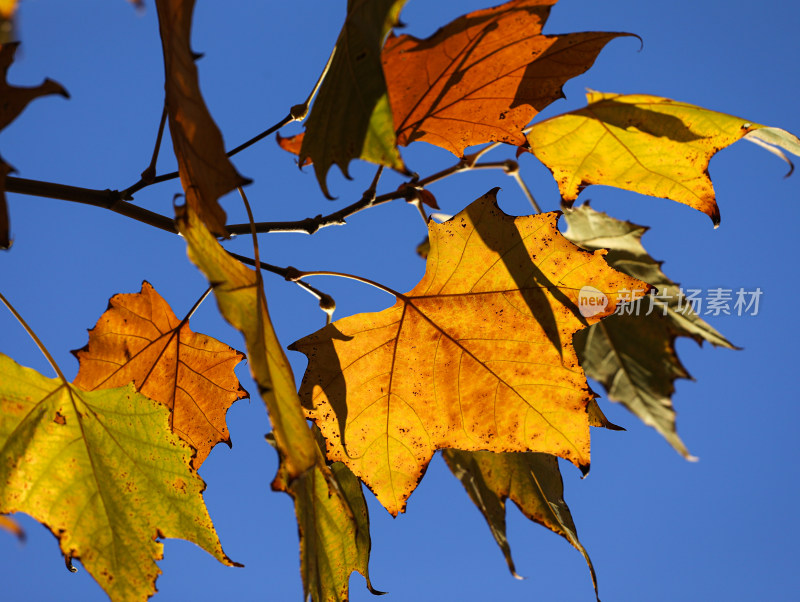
[155,0,248,236]
[72,281,248,468]
[290,189,646,515]
[381,0,627,157]
[526,91,799,225]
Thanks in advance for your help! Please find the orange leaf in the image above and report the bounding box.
[276,132,312,166]
[73,281,248,468]
[155,0,248,236]
[381,0,627,156]
[290,189,646,514]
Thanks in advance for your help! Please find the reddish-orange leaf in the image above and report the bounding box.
[73,281,248,468]
[276,132,312,166]
[155,0,248,236]
[381,0,628,157]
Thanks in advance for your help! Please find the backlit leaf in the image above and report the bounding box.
[290,189,646,515]
[0,354,237,602]
[72,281,248,468]
[527,91,800,225]
[155,0,249,236]
[276,132,312,166]
[176,205,377,600]
[300,0,407,198]
[564,203,736,457]
[443,449,597,596]
[381,0,627,157]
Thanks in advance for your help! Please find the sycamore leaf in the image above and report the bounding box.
[381,0,628,157]
[290,189,646,515]
[0,514,23,540]
[300,0,407,198]
[176,205,377,600]
[527,91,800,226]
[564,204,736,458]
[155,0,249,236]
[71,281,248,468]
[0,354,237,602]
[276,132,312,166]
[443,450,597,596]
[0,42,68,249]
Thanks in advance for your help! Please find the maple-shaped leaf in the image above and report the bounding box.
[155,0,249,236]
[381,0,628,157]
[0,42,68,249]
[527,91,800,226]
[176,204,378,599]
[0,353,237,602]
[564,203,736,458]
[290,189,646,515]
[71,281,248,468]
[300,0,407,198]
[443,449,597,595]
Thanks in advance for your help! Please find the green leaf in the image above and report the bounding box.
[0,353,236,602]
[300,0,407,197]
[443,450,597,599]
[564,204,737,458]
[176,205,377,600]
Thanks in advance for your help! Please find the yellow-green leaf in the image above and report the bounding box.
[443,449,597,597]
[527,91,800,225]
[176,205,377,600]
[300,0,407,198]
[0,353,236,602]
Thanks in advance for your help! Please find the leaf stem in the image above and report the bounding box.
[0,291,68,384]
[292,270,402,299]
[181,286,213,323]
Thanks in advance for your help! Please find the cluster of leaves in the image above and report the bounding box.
[1,0,799,600]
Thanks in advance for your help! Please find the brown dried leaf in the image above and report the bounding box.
[155,0,248,236]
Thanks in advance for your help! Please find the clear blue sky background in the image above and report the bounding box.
[2,1,799,600]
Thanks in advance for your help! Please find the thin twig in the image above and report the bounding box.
[0,291,68,383]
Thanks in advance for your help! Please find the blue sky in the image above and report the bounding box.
[2,0,799,600]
